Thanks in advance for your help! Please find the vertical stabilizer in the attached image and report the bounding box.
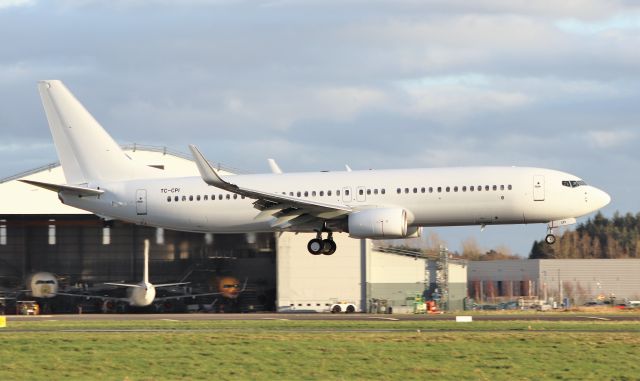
[143,239,150,284]
[37,80,158,183]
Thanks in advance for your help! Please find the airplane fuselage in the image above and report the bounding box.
[60,166,610,235]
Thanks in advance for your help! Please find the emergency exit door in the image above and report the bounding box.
[136,189,147,215]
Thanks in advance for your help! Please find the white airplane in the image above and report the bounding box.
[58,239,234,308]
[23,80,611,256]
[26,272,59,298]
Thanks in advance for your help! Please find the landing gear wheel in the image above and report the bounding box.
[307,238,324,255]
[331,305,342,313]
[322,239,337,255]
[545,234,556,245]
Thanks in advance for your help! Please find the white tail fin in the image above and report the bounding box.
[37,80,158,183]
[143,239,150,284]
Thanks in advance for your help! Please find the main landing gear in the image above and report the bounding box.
[307,230,337,255]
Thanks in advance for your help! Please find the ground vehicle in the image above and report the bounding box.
[16,301,39,315]
[330,302,357,313]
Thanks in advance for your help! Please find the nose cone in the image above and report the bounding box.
[592,187,611,210]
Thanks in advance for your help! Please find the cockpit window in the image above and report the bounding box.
[562,180,587,188]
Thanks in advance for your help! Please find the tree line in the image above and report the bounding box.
[530,212,640,259]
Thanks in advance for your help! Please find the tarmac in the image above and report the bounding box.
[6,312,640,322]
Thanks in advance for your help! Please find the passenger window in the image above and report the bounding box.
[241,195,245,199]
[411,187,416,193]
[337,190,341,196]
[470,186,474,192]
[233,194,238,199]
[404,188,409,194]
[167,196,171,202]
[397,188,401,194]
[421,187,425,193]
[328,190,332,196]
[289,192,293,196]
[477,186,482,192]
[304,191,308,197]
[226,194,230,200]
[218,195,223,200]
[367,189,371,195]
[297,191,301,197]
[381,189,385,195]
[462,186,467,192]
[345,190,350,196]
[485,185,490,191]
[189,195,193,201]
[437,187,442,193]
[500,185,505,191]
[454,186,458,192]
[182,196,187,201]
[359,189,364,195]
[204,195,208,201]
[446,187,450,192]
[312,191,316,197]
[429,187,433,193]
[174,196,179,202]
[320,191,324,196]
[197,195,201,201]
[374,189,378,195]
[508,185,512,190]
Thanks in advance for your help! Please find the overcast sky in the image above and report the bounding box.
[1,0,638,255]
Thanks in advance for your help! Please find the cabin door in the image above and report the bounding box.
[136,189,148,215]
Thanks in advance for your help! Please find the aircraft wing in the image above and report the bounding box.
[189,145,352,227]
[154,279,248,301]
[56,292,129,303]
[154,282,190,288]
[19,179,104,197]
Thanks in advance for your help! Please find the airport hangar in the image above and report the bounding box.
[0,145,467,313]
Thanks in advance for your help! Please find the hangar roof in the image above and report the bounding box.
[0,145,237,215]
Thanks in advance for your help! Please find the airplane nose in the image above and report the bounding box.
[593,187,611,210]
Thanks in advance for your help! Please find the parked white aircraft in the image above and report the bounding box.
[26,272,59,298]
[23,80,611,255]
[58,239,233,307]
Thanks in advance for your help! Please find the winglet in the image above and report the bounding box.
[345,165,352,172]
[267,158,283,174]
[188,145,239,192]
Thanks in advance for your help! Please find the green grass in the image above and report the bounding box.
[1,319,639,381]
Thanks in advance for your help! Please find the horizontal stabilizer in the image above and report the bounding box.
[19,179,104,197]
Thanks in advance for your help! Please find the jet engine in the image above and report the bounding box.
[348,208,410,239]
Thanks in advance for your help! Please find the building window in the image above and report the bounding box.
[156,228,165,245]
[48,219,56,245]
[102,226,111,245]
[0,219,7,245]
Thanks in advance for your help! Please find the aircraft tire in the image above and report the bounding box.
[322,239,337,255]
[307,239,323,255]
[545,234,556,245]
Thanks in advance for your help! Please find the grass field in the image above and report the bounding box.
[2,318,639,381]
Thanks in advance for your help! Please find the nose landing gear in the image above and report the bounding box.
[307,230,337,255]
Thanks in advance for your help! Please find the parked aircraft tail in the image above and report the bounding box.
[37,80,159,184]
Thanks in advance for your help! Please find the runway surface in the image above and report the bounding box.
[6,312,640,322]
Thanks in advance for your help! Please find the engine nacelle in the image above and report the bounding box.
[348,208,408,239]
[405,226,422,238]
